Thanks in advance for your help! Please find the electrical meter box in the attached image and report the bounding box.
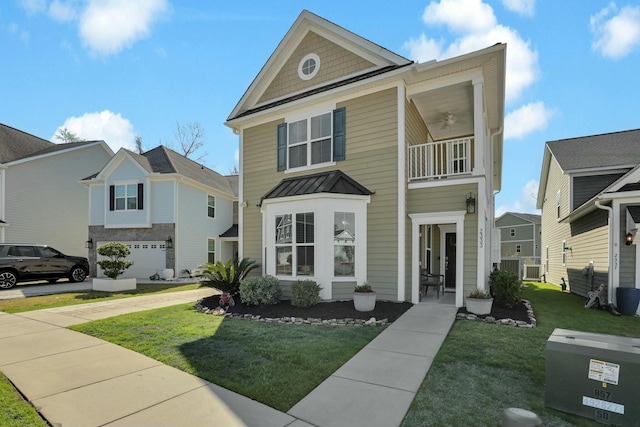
[545,328,640,426]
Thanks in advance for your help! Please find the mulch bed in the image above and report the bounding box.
[198,295,413,322]
[197,295,534,325]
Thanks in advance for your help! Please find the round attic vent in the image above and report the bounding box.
[298,53,320,80]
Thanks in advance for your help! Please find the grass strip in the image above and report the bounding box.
[0,372,48,427]
[71,303,381,411]
[0,283,202,313]
[401,283,640,427]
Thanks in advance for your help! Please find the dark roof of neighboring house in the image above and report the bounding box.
[261,169,373,203]
[619,182,640,192]
[229,64,410,120]
[547,128,640,171]
[123,146,238,197]
[0,123,103,163]
[219,224,238,238]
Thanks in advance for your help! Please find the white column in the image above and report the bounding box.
[473,76,485,176]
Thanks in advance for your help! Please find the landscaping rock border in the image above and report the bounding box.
[194,299,389,326]
[456,299,536,328]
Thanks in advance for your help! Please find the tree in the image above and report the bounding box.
[134,135,143,154]
[173,121,207,162]
[55,128,83,143]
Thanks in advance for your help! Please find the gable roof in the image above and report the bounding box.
[547,128,640,172]
[496,212,541,224]
[261,169,373,204]
[227,10,412,121]
[92,146,238,198]
[0,123,110,164]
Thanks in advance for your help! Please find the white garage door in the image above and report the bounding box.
[97,241,166,279]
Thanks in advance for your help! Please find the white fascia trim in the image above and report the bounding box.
[261,193,371,207]
[397,83,406,301]
[226,71,408,130]
[408,176,482,190]
[238,129,244,259]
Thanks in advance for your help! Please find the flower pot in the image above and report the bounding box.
[353,292,376,312]
[161,268,174,280]
[465,297,493,315]
[93,278,137,292]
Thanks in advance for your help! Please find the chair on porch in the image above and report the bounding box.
[420,268,445,300]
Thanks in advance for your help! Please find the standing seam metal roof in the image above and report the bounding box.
[261,170,373,203]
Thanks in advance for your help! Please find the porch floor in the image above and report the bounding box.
[421,289,456,305]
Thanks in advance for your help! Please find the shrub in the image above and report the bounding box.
[96,242,132,279]
[354,283,374,293]
[240,275,281,306]
[200,257,259,295]
[489,270,522,308]
[291,279,322,307]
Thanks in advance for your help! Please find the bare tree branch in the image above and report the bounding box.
[174,121,207,162]
[135,135,143,154]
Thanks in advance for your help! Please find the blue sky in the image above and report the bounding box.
[2,0,640,216]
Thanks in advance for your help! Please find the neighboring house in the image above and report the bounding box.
[224,10,506,306]
[495,212,541,277]
[0,123,113,256]
[83,146,238,279]
[537,128,640,310]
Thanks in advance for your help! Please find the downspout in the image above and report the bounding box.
[595,199,613,304]
[489,127,503,272]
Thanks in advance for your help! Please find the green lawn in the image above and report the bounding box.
[70,304,381,412]
[0,373,48,427]
[0,282,202,313]
[401,283,640,427]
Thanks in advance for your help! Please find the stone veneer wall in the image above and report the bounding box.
[88,224,175,277]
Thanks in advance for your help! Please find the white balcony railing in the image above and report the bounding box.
[408,137,474,181]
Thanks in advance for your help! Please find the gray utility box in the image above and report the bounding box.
[546,329,640,426]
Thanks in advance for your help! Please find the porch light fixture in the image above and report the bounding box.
[85,237,93,249]
[166,236,173,249]
[466,192,476,214]
[626,232,634,246]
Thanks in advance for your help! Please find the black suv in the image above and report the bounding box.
[0,244,89,289]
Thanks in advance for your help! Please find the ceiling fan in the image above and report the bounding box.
[440,112,457,129]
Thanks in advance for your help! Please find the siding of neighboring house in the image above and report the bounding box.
[567,210,609,297]
[258,31,375,104]
[150,180,175,224]
[104,158,148,228]
[540,156,571,287]
[5,144,111,256]
[89,185,106,225]
[573,174,623,210]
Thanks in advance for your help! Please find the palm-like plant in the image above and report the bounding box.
[200,257,259,296]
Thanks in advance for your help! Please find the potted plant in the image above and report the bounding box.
[93,242,136,292]
[465,288,493,315]
[353,283,376,312]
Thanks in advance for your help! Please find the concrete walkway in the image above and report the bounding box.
[0,288,457,427]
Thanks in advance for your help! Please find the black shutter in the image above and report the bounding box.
[333,107,346,161]
[109,185,115,211]
[137,183,144,210]
[277,123,287,171]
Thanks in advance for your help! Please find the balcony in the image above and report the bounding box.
[408,137,474,181]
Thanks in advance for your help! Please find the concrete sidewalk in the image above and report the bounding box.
[0,289,456,427]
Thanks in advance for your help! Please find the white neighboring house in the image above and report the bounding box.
[0,123,113,256]
[84,145,238,279]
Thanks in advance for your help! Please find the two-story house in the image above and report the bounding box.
[495,212,541,278]
[84,146,238,279]
[537,128,640,312]
[0,123,113,256]
[225,10,505,306]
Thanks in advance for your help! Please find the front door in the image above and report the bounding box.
[445,233,456,289]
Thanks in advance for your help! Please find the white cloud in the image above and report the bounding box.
[48,0,78,22]
[53,110,137,152]
[404,0,539,104]
[79,0,169,57]
[502,0,535,17]
[495,180,540,216]
[591,3,640,59]
[19,0,47,14]
[504,101,554,140]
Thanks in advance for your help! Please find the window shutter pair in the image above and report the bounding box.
[108,184,144,211]
[277,107,346,171]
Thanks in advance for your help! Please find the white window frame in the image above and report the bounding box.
[334,211,356,277]
[273,211,315,277]
[545,245,549,273]
[510,228,516,237]
[114,182,138,211]
[207,195,216,219]
[284,105,336,173]
[556,190,561,219]
[263,195,369,300]
[562,240,567,266]
[298,53,320,80]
